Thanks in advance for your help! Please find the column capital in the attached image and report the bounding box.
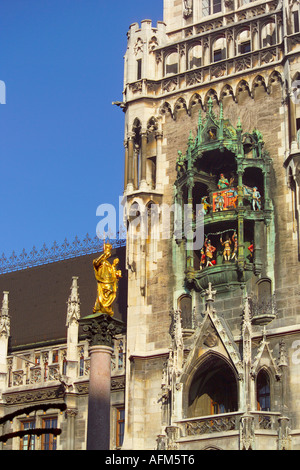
[65,408,78,418]
[80,313,124,348]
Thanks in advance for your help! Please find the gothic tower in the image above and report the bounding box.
[121,0,300,450]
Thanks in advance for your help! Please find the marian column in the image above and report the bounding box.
[80,242,124,450]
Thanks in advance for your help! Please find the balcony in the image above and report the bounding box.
[5,335,125,391]
[181,411,243,436]
[174,410,284,450]
[187,262,253,292]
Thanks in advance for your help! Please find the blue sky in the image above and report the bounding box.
[0,0,163,258]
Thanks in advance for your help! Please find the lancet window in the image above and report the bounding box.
[188,43,202,69]
[261,21,276,47]
[212,36,226,62]
[165,50,178,75]
[237,29,251,55]
[256,369,271,411]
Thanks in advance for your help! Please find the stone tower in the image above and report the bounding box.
[121,0,300,450]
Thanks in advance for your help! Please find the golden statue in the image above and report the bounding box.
[93,242,122,316]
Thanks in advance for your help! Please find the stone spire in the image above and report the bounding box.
[204,282,216,313]
[66,277,80,326]
[0,291,10,337]
[65,277,81,383]
[0,292,10,402]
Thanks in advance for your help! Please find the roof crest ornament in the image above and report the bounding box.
[0,232,126,275]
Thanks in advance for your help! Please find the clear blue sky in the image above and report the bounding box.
[0,0,163,258]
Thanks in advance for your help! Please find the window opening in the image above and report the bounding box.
[116,407,125,448]
[213,0,222,14]
[165,52,178,75]
[20,420,36,450]
[42,417,58,450]
[137,59,142,80]
[293,11,299,33]
[262,22,276,47]
[240,41,251,54]
[188,45,202,69]
[203,0,222,16]
[257,370,271,411]
[214,49,223,62]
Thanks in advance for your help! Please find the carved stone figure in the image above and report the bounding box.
[183,0,193,18]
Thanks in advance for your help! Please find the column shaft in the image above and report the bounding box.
[86,345,113,450]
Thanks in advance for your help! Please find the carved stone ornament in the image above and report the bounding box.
[4,386,65,405]
[186,71,202,86]
[149,36,158,52]
[111,376,125,390]
[183,0,193,18]
[203,326,218,348]
[80,313,124,348]
[162,78,178,93]
[134,38,144,56]
[0,315,10,337]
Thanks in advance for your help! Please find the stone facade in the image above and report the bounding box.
[1,0,300,451]
[122,0,300,451]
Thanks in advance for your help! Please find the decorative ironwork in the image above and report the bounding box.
[0,233,126,275]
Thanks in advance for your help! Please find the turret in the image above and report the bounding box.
[0,292,10,400]
[66,277,80,381]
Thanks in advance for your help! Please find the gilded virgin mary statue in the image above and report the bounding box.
[93,242,122,317]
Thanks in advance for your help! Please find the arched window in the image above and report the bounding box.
[165,51,178,75]
[261,22,276,47]
[237,29,251,55]
[212,37,226,62]
[188,44,202,69]
[178,294,193,329]
[257,369,271,411]
[188,355,238,417]
[257,277,272,301]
